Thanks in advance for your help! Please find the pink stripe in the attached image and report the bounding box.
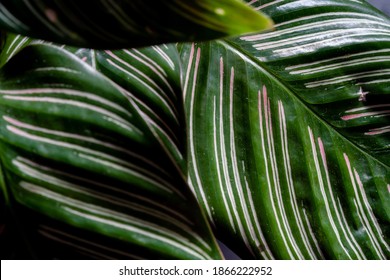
[341,110,390,121]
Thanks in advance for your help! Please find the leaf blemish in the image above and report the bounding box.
[45,9,57,23]
[357,87,369,102]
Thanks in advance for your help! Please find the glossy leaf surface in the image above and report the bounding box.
[0,43,222,259]
[180,0,390,259]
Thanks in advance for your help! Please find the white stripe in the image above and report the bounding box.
[3,95,137,133]
[305,69,390,88]
[318,141,365,259]
[270,35,390,59]
[65,207,210,259]
[259,88,295,259]
[302,208,325,259]
[275,12,387,29]
[345,104,390,113]
[188,48,213,219]
[0,88,131,116]
[152,46,175,70]
[5,36,30,61]
[124,50,175,95]
[7,125,177,196]
[213,59,235,232]
[78,153,184,198]
[227,66,256,255]
[289,56,390,75]
[20,181,210,259]
[6,34,22,54]
[13,159,194,232]
[254,0,285,10]
[105,58,179,124]
[3,115,157,167]
[265,91,303,259]
[105,51,173,104]
[34,67,80,74]
[133,49,167,78]
[357,78,390,85]
[308,127,352,259]
[140,113,183,162]
[336,198,366,259]
[253,28,390,50]
[286,49,390,71]
[126,92,178,142]
[241,162,274,259]
[243,19,390,42]
[344,154,388,257]
[365,126,390,136]
[16,156,190,225]
[353,200,384,258]
[183,43,196,101]
[279,101,317,259]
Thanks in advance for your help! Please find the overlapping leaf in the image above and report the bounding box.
[1,0,389,260]
[0,43,222,259]
[0,0,272,48]
[180,0,390,259]
[66,44,188,173]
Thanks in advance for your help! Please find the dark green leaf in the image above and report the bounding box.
[0,43,222,259]
[180,0,390,259]
[0,0,272,48]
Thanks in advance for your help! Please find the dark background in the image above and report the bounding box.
[368,0,390,15]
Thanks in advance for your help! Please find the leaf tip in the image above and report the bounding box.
[216,0,274,36]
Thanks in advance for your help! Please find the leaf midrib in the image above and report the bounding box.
[221,38,389,170]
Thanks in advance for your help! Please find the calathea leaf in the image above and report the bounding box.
[236,0,390,163]
[179,0,390,259]
[0,0,272,48]
[0,33,34,68]
[2,32,189,179]
[66,45,188,173]
[0,43,222,259]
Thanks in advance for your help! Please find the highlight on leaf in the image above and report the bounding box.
[0,0,273,48]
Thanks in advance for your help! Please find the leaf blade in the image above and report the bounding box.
[0,43,222,259]
[0,0,273,48]
[180,24,390,259]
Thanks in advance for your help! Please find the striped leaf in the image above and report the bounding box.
[180,0,389,259]
[66,44,188,173]
[1,34,188,167]
[236,0,390,162]
[0,33,33,67]
[0,0,272,48]
[0,43,222,259]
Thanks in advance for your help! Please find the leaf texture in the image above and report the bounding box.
[236,0,390,163]
[0,43,222,259]
[0,0,272,48]
[180,0,390,259]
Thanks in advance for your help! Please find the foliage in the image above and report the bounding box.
[0,0,389,259]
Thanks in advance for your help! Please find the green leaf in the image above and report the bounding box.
[180,0,390,259]
[235,0,390,163]
[0,0,272,48]
[64,44,188,174]
[0,43,222,259]
[0,34,33,68]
